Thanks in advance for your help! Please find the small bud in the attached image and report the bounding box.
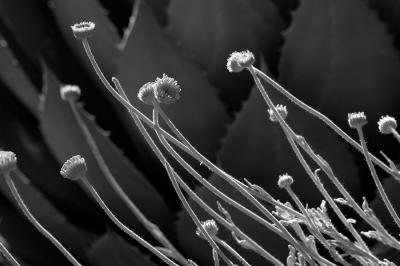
[268,104,288,122]
[348,112,367,129]
[196,219,219,239]
[71,21,95,40]
[277,173,294,189]
[226,50,255,73]
[154,74,181,104]
[0,151,17,174]
[60,155,87,181]
[137,82,156,105]
[378,115,397,135]
[60,85,81,102]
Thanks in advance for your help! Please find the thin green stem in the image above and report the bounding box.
[253,67,399,180]
[0,240,21,266]
[80,177,179,266]
[5,173,82,266]
[356,127,400,230]
[213,238,251,266]
[68,100,189,266]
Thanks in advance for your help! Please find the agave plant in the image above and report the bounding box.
[0,0,400,265]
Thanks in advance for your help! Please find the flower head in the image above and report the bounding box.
[0,151,17,174]
[226,50,255,72]
[60,155,87,181]
[378,115,397,135]
[137,82,156,105]
[348,112,367,129]
[196,219,218,239]
[71,21,95,40]
[268,104,288,122]
[153,74,181,104]
[60,85,81,102]
[277,173,294,189]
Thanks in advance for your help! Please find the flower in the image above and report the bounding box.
[137,82,156,105]
[277,173,294,189]
[153,74,181,104]
[0,151,17,174]
[196,219,219,239]
[347,112,367,129]
[60,155,87,181]
[60,85,81,102]
[378,115,397,135]
[226,50,255,72]
[268,104,288,122]
[71,21,95,40]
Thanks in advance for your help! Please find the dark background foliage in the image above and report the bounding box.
[0,0,399,265]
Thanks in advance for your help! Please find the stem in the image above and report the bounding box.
[68,100,189,266]
[118,0,141,50]
[214,238,251,266]
[80,177,179,266]
[5,173,82,266]
[390,128,400,144]
[0,240,21,266]
[356,127,400,230]
[253,67,399,180]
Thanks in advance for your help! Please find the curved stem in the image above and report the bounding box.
[5,173,82,266]
[214,238,251,266]
[80,177,178,266]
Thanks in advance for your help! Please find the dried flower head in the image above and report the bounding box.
[196,219,218,239]
[378,115,397,135]
[278,173,294,189]
[137,82,156,105]
[0,151,17,174]
[154,74,181,104]
[60,155,87,181]
[348,112,367,129]
[268,104,288,122]
[71,21,95,40]
[60,85,81,102]
[226,50,255,72]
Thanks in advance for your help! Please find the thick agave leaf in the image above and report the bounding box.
[116,2,229,161]
[40,70,173,234]
[279,0,400,134]
[88,230,158,266]
[0,170,93,260]
[369,0,400,39]
[167,0,284,101]
[0,33,38,116]
[0,200,73,266]
[50,0,119,80]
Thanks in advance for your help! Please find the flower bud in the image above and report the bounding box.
[60,85,81,102]
[0,151,17,174]
[268,104,288,122]
[226,50,255,72]
[154,74,181,104]
[71,21,95,40]
[348,112,367,129]
[60,155,87,181]
[378,115,397,135]
[278,173,294,189]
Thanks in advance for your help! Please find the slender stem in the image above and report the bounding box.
[248,67,375,261]
[153,105,315,265]
[5,173,82,266]
[68,100,189,266]
[253,67,399,180]
[356,127,400,230]
[212,249,220,266]
[390,128,400,144]
[80,177,178,266]
[118,0,141,50]
[214,238,251,266]
[0,240,21,266]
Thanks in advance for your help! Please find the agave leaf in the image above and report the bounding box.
[0,88,104,228]
[176,175,288,265]
[369,0,400,40]
[0,170,93,260]
[116,2,229,162]
[39,70,173,234]
[0,200,72,266]
[0,33,38,116]
[279,0,400,131]
[88,230,158,266]
[167,0,284,99]
[50,0,119,80]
